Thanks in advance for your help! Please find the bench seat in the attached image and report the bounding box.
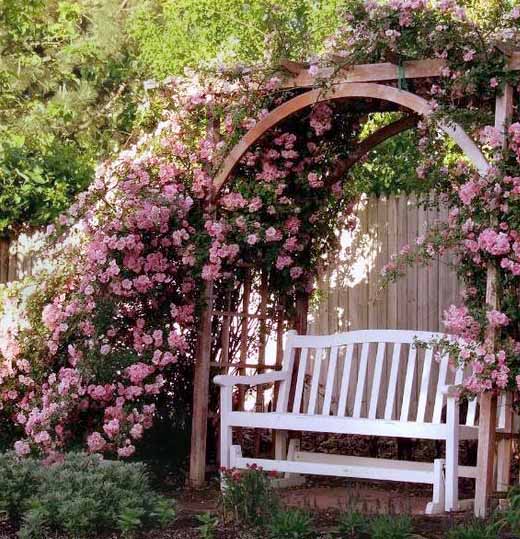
[226,411,482,440]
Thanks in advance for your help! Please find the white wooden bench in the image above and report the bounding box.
[215,330,513,514]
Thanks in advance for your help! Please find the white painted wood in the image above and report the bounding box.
[445,395,460,511]
[497,391,513,492]
[337,344,354,417]
[276,330,297,413]
[400,345,417,421]
[369,343,386,419]
[292,348,309,413]
[432,353,449,424]
[426,459,445,515]
[216,329,516,515]
[308,348,323,414]
[417,348,433,423]
[323,347,338,416]
[353,342,370,418]
[215,372,289,387]
[466,397,477,427]
[220,386,233,469]
[384,343,401,420]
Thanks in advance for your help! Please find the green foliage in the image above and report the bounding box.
[267,508,315,539]
[129,0,343,79]
[0,0,139,235]
[447,519,499,539]
[0,452,176,538]
[337,510,369,538]
[496,486,520,536]
[220,466,280,526]
[369,515,412,539]
[352,113,426,196]
[196,512,219,539]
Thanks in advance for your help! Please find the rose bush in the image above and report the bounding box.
[1,1,520,458]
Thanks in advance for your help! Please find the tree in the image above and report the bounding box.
[0,0,138,235]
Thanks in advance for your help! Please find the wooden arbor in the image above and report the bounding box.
[189,55,520,517]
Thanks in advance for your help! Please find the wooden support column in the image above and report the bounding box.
[189,113,220,488]
[189,279,215,487]
[238,270,252,411]
[254,270,269,455]
[475,83,513,517]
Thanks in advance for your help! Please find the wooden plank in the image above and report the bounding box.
[432,353,449,424]
[384,343,401,420]
[281,58,447,88]
[323,346,338,416]
[238,271,252,411]
[0,238,8,283]
[292,348,309,413]
[353,342,370,418]
[307,349,323,415]
[368,342,386,419]
[400,345,417,422]
[337,344,354,417]
[416,348,433,423]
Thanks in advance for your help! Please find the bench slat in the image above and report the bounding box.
[417,348,434,423]
[400,345,417,421]
[384,343,401,420]
[308,348,323,414]
[323,346,338,416]
[292,348,309,413]
[466,395,478,426]
[353,342,370,418]
[337,344,353,417]
[369,342,386,419]
[432,353,449,424]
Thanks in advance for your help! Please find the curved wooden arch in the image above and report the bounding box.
[213,82,490,195]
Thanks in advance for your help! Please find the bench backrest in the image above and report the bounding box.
[276,329,480,426]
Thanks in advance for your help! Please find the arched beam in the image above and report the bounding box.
[326,114,419,185]
[213,82,490,195]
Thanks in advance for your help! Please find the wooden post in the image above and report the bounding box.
[238,270,252,411]
[189,113,220,488]
[189,280,215,487]
[475,83,513,517]
[220,288,232,367]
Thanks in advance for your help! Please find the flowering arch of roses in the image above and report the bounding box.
[0,1,519,467]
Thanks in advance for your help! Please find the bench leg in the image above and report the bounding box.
[270,438,306,489]
[445,397,460,512]
[426,459,445,515]
[497,392,513,492]
[275,431,288,460]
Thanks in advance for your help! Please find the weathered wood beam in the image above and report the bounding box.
[189,280,214,487]
[474,83,514,518]
[326,114,418,185]
[280,53,520,88]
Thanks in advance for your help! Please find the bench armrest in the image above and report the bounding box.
[214,371,289,387]
[440,384,461,398]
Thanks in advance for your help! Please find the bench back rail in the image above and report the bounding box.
[276,330,482,426]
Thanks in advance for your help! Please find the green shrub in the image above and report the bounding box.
[369,515,412,539]
[337,510,369,538]
[496,486,520,535]
[267,508,314,539]
[447,519,499,539]
[196,512,219,539]
[220,466,280,526]
[0,452,175,538]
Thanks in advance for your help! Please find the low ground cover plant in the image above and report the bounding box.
[0,452,175,538]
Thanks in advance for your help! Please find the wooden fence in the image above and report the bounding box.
[306,194,460,420]
[0,233,37,284]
